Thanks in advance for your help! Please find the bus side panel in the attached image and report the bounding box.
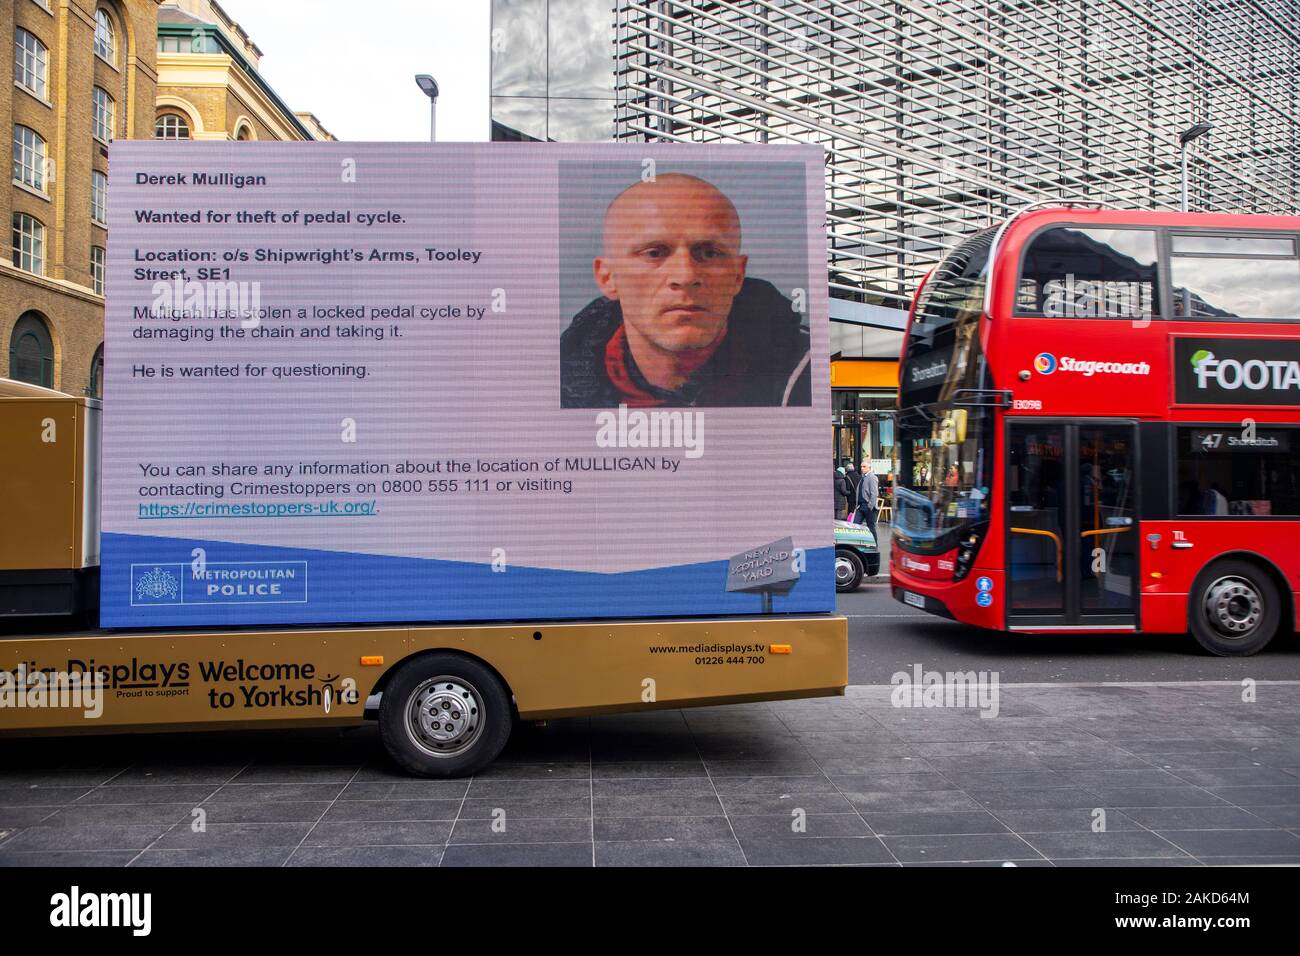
[1140,521,1298,634]
[1139,594,1188,634]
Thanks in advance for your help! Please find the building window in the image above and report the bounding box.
[94,8,116,65]
[11,213,45,274]
[91,170,107,225]
[8,311,54,388]
[158,33,206,53]
[15,28,49,100]
[154,112,191,140]
[12,125,47,193]
[91,245,106,295]
[93,86,115,143]
[89,343,104,398]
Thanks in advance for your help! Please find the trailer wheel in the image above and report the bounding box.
[1188,559,1281,657]
[379,653,513,777]
[835,547,864,592]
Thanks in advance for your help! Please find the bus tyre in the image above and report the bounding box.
[1189,560,1281,657]
[379,653,513,778]
[835,547,864,592]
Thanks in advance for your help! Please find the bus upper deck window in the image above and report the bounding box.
[1017,227,1159,321]
[1169,233,1300,320]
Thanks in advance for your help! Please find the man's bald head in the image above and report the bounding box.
[592,174,748,388]
[600,173,742,257]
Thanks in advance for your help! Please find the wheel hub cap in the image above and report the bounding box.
[407,678,482,756]
[1205,576,1262,638]
[835,557,854,585]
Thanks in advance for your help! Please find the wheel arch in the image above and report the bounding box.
[1189,549,1294,636]
[364,647,519,720]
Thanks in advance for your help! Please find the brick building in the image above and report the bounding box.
[155,1,335,144]
[3,0,332,397]
[3,0,160,396]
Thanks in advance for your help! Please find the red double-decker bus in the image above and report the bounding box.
[891,203,1300,656]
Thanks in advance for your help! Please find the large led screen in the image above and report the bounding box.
[101,142,832,627]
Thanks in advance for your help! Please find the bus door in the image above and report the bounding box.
[1006,421,1139,627]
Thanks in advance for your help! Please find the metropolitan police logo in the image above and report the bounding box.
[135,566,180,601]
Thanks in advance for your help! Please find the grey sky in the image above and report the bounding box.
[216,0,490,142]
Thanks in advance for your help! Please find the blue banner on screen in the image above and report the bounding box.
[101,142,832,627]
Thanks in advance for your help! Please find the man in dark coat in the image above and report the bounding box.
[835,466,852,519]
[560,173,811,408]
[855,460,880,542]
[843,460,860,512]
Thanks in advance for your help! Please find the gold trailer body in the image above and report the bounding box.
[0,615,847,735]
[0,380,847,750]
[0,380,100,617]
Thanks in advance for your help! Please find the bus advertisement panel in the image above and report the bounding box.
[101,142,831,628]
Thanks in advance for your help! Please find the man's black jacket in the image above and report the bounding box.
[559,277,812,408]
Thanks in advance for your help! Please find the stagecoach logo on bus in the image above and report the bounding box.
[1177,337,1300,406]
[130,561,308,606]
[1033,352,1151,377]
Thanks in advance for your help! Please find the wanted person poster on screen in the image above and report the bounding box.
[101,142,831,627]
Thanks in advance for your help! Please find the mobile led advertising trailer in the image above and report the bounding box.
[101,142,831,628]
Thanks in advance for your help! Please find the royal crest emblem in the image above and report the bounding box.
[135,566,179,601]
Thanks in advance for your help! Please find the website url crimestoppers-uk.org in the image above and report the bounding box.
[138,500,377,518]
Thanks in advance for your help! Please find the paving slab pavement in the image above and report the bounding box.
[2,680,1299,866]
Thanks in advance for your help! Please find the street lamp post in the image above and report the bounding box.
[415,74,440,143]
[1178,121,1212,212]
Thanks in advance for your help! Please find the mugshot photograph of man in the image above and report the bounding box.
[560,172,812,408]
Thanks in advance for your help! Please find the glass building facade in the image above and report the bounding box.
[490,0,1300,469]
[613,0,1299,313]
[490,0,618,141]
[493,0,1299,310]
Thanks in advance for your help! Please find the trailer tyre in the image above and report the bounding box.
[1189,560,1281,658]
[379,654,513,777]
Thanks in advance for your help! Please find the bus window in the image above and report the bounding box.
[1171,235,1296,257]
[1176,426,1300,516]
[1169,234,1300,320]
[1016,227,1158,321]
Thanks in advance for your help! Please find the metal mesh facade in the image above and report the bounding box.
[614,0,1300,311]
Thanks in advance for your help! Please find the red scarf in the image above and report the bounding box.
[604,325,668,407]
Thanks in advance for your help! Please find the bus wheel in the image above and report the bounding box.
[835,548,864,592]
[1189,560,1281,657]
[379,653,513,777]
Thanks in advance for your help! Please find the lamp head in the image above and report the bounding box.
[415,74,440,100]
[1179,122,1213,145]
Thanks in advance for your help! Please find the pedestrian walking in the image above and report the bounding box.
[843,460,860,512]
[834,466,852,519]
[855,460,880,542]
